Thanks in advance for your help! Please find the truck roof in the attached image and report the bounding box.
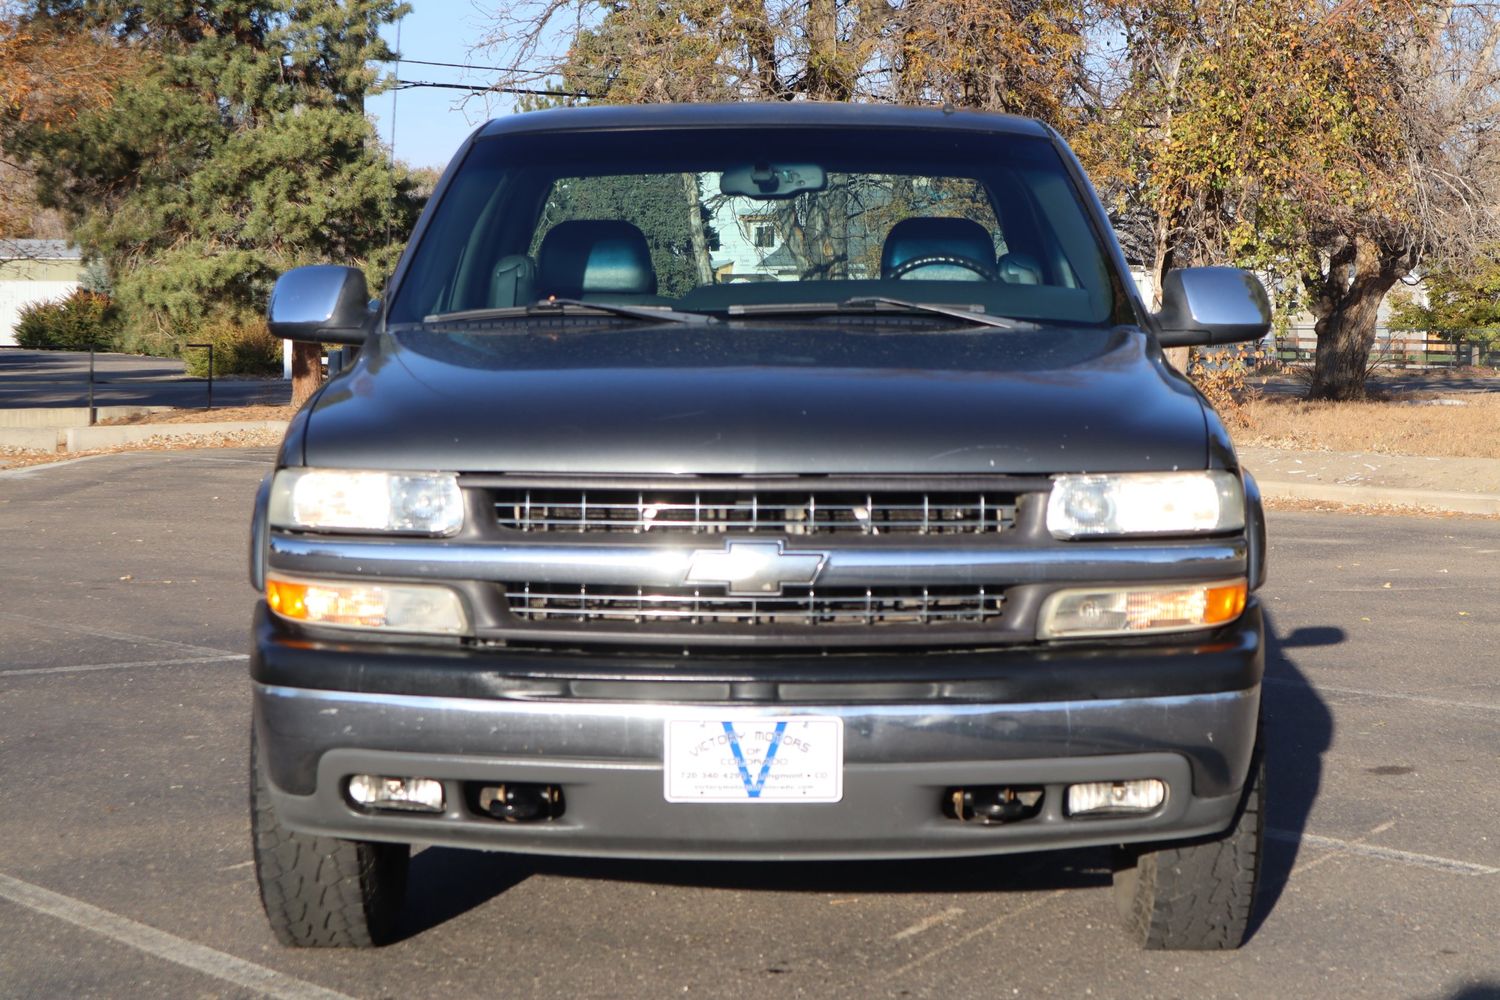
[477,102,1053,140]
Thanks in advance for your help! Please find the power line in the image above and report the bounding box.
[377,56,544,76]
[394,79,590,98]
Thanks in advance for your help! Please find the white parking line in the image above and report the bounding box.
[1265,675,1500,714]
[0,610,235,658]
[1,654,248,677]
[0,871,359,1000]
[0,454,113,478]
[891,906,964,941]
[891,891,1067,977]
[1268,829,1500,876]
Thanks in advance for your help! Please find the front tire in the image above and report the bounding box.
[1112,743,1265,950]
[249,731,410,947]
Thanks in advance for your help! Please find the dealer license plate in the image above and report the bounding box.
[663,716,844,803]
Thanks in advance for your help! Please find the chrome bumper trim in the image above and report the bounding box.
[267,534,1247,587]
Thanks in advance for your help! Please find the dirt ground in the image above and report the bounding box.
[98,404,296,425]
[0,426,283,470]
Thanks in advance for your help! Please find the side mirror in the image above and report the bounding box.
[267,265,372,345]
[1155,267,1271,347]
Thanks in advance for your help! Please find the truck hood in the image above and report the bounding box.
[300,323,1208,475]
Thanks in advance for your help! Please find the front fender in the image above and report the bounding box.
[1243,470,1267,591]
[248,472,272,592]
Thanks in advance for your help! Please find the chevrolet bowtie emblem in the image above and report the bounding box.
[683,540,828,596]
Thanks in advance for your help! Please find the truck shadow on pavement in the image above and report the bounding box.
[395,614,1337,947]
[1250,613,1338,940]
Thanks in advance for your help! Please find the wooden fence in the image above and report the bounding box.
[1272,328,1498,369]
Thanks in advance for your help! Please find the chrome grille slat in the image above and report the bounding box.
[504,584,1005,627]
[495,488,1017,535]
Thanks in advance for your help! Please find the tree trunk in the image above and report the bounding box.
[1306,282,1396,400]
[1149,41,1189,373]
[1151,215,1189,372]
[291,341,323,407]
[805,0,843,100]
[1305,236,1408,401]
[681,173,715,286]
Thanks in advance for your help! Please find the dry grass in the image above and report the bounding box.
[1239,394,1500,459]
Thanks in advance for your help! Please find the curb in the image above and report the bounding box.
[0,405,174,430]
[63,420,287,452]
[1258,479,1500,516]
[0,427,63,450]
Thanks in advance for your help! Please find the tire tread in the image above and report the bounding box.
[1115,745,1265,950]
[249,733,408,948]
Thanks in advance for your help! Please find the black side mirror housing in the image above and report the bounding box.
[1155,267,1272,348]
[267,265,373,345]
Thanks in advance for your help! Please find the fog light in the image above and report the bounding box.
[1067,779,1166,817]
[347,774,445,813]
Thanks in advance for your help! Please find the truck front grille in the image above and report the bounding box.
[504,584,1005,627]
[494,488,1018,535]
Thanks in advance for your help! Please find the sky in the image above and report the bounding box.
[370,1,527,171]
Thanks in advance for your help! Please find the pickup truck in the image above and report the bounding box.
[248,102,1271,951]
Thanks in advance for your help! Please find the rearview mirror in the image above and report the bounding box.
[720,163,827,199]
[267,265,373,345]
[1155,267,1271,347]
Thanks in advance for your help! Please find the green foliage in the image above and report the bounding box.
[3,0,417,356]
[181,312,283,377]
[13,289,122,350]
[1388,250,1500,347]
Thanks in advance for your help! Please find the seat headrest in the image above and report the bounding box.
[537,220,657,297]
[880,217,996,280]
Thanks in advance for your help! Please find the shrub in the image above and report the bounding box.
[13,290,123,351]
[181,314,282,377]
[1187,344,1279,429]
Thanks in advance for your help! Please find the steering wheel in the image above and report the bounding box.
[888,253,997,281]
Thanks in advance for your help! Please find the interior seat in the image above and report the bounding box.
[996,251,1043,285]
[879,217,997,281]
[536,220,660,302]
[489,254,537,307]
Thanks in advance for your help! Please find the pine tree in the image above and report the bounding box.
[3,0,417,402]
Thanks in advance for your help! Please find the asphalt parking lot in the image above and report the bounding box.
[2,448,1498,999]
[0,349,289,409]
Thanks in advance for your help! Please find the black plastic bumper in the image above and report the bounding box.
[250,600,1264,706]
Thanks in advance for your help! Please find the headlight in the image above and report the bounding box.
[266,574,468,634]
[1046,471,1243,538]
[268,468,463,534]
[1038,579,1247,638]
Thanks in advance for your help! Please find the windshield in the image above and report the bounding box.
[388,126,1126,328]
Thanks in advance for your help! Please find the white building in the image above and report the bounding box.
[0,240,85,346]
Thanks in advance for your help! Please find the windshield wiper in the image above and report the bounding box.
[837,297,1031,329]
[425,298,720,327]
[727,297,1032,330]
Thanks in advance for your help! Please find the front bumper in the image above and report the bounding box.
[252,606,1263,861]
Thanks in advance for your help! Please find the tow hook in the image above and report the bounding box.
[475,783,565,822]
[944,786,1044,824]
